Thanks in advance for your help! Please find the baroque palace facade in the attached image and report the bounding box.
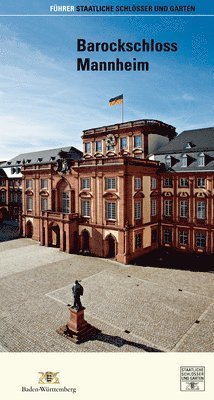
[0,162,22,222]
[1,120,214,263]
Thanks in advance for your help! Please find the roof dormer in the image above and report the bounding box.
[198,152,205,167]
[184,141,194,149]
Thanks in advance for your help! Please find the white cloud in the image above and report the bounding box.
[181,93,195,101]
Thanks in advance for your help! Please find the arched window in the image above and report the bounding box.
[198,153,205,167]
[56,179,74,214]
[181,154,188,168]
[165,155,172,167]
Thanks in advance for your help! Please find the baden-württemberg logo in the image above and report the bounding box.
[38,371,60,384]
[180,366,205,391]
[21,371,76,394]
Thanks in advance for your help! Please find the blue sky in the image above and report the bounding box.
[0,11,213,159]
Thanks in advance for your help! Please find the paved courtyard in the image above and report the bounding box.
[0,238,214,352]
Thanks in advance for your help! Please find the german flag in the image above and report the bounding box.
[109,94,123,106]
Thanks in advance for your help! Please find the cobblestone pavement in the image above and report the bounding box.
[0,221,19,242]
[0,238,214,352]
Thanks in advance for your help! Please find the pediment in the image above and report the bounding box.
[178,192,189,198]
[133,191,145,199]
[79,191,93,198]
[150,190,158,197]
[39,190,49,196]
[94,152,104,158]
[103,192,119,200]
[162,191,173,197]
[25,189,33,195]
[106,151,117,157]
[195,192,207,198]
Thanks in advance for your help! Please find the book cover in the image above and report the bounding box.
[0,1,213,399]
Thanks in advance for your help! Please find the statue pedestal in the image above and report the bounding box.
[57,307,100,344]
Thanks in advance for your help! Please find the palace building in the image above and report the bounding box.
[1,120,214,263]
[153,127,214,255]
[0,166,8,222]
[0,163,22,223]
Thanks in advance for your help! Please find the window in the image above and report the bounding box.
[180,200,188,218]
[11,167,19,175]
[134,178,142,190]
[41,179,48,189]
[151,229,157,243]
[134,153,142,159]
[164,200,172,217]
[134,201,142,220]
[41,197,48,211]
[106,202,116,220]
[0,180,6,186]
[85,142,91,153]
[10,192,13,202]
[26,179,32,189]
[198,153,205,167]
[105,177,116,190]
[62,192,70,214]
[196,232,206,248]
[165,155,171,167]
[197,201,206,219]
[197,178,206,188]
[81,178,90,190]
[181,154,188,167]
[151,178,157,190]
[179,231,188,245]
[107,143,114,151]
[135,233,142,249]
[82,200,90,217]
[164,178,173,187]
[26,196,33,211]
[14,193,18,203]
[0,191,6,203]
[14,180,20,187]
[134,135,141,148]
[180,178,189,187]
[120,137,127,149]
[163,229,172,244]
[95,141,102,152]
[151,199,157,216]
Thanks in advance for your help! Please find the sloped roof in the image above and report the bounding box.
[154,127,214,155]
[1,146,83,168]
[156,152,214,172]
[0,168,7,178]
[2,168,22,178]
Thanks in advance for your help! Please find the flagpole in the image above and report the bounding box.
[122,98,124,123]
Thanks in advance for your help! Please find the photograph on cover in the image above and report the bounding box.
[0,0,214,355]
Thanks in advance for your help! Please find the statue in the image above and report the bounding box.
[58,279,100,343]
[71,280,84,311]
[61,159,68,173]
